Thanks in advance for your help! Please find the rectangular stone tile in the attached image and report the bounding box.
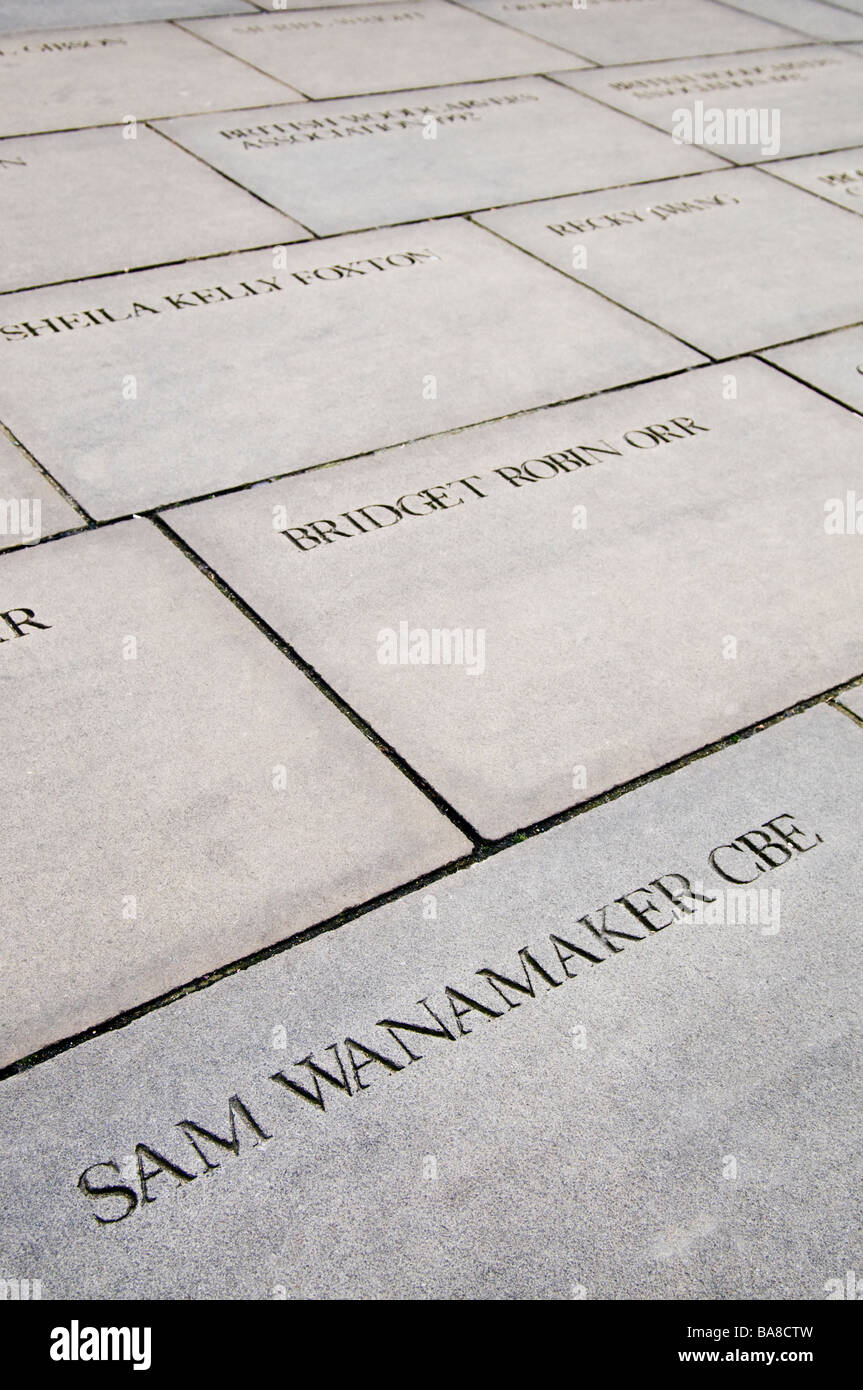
[167,359,863,840]
[0,429,83,549]
[0,125,306,294]
[457,0,805,65]
[0,221,703,519]
[476,168,863,357]
[0,22,299,138]
[761,324,863,415]
[760,146,863,215]
[0,0,258,32]
[155,78,724,236]
[558,45,863,162]
[180,1,590,101]
[0,704,859,1299]
[716,0,863,42]
[0,519,468,1067]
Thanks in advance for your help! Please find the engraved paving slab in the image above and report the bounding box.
[557,45,863,162]
[0,220,703,519]
[0,21,298,138]
[168,359,863,839]
[180,1,590,100]
[475,167,863,358]
[0,705,859,1298]
[155,76,724,236]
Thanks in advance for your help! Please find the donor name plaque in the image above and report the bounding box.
[168,359,863,839]
[0,705,859,1299]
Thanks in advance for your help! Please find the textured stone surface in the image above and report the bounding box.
[715,0,863,41]
[0,519,469,1067]
[0,220,702,519]
[760,147,863,216]
[0,705,859,1299]
[476,167,863,357]
[457,0,804,65]
[836,684,863,718]
[557,45,863,162]
[0,429,83,550]
[167,359,863,839]
[0,124,305,294]
[761,324,863,416]
[156,76,723,235]
[180,1,590,100]
[0,0,258,31]
[0,21,298,138]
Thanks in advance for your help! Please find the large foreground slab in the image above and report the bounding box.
[458,0,804,65]
[0,520,468,1067]
[181,2,588,100]
[156,77,722,236]
[168,359,863,839]
[1,705,860,1298]
[0,429,83,549]
[558,46,863,162]
[0,21,296,138]
[0,124,304,294]
[476,168,863,357]
[0,220,701,518]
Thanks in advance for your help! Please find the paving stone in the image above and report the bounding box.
[180,1,589,100]
[457,0,805,66]
[760,146,863,215]
[155,77,724,236]
[0,518,469,1067]
[715,0,863,42]
[0,21,298,138]
[167,359,863,839]
[0,429,83,550]
[557,45,863,162]
[0,0,258,32]
[0,220,703,519]
[0,704,859,1298]
[475,167,863,357]
[836,684,863,717]
[761,324,863,415]
[0,124,306,294]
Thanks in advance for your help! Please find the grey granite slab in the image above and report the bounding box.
[457,0,805,65]
[167,359,863,840]
[836,685,863,717]
[558,45,863,162]
[0,1,258,33]
[0,220,703,520]
[0,21,299,138]
[0,519,468,1068]
[155,77,724,236]
[475,167,863,357]
[249,0,406,6]
[0,124,306,294]
[761,324,863,415]
[714,0,863,41]
[0,703,859,1299]
[0,429,83,549]
[180,1,590,100]
[760,146,863,215]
